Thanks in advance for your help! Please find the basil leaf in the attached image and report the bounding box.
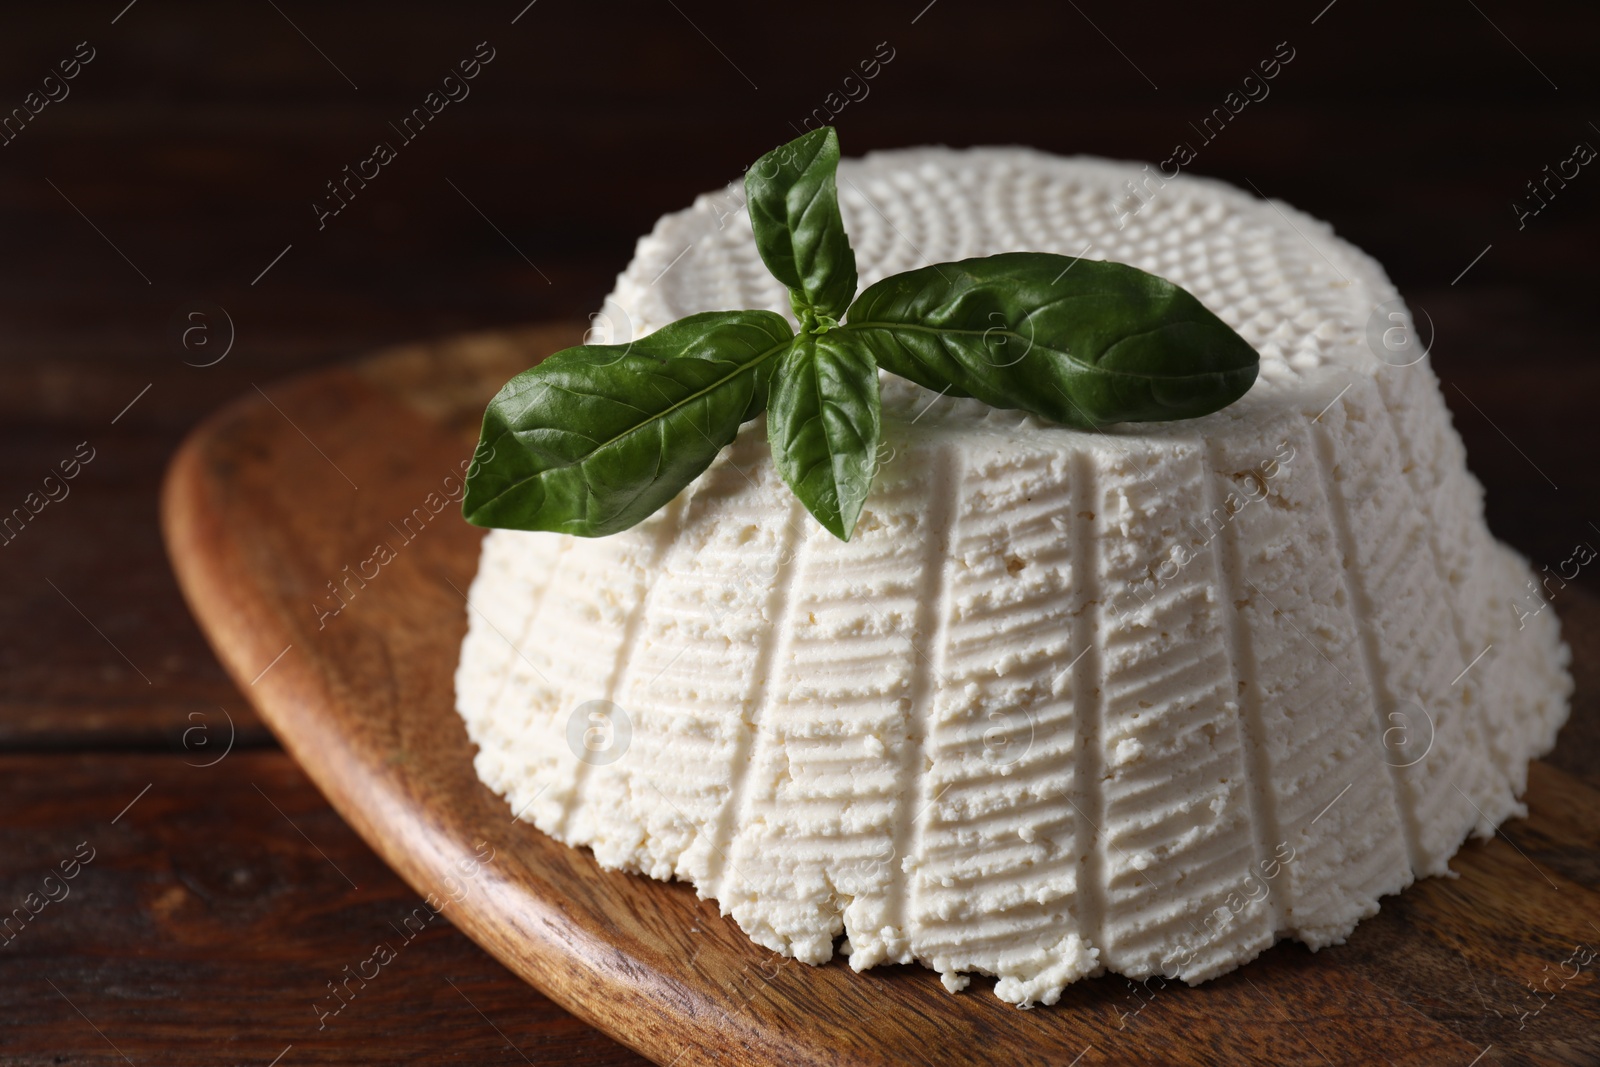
[744,126,858,326]
[463,311,793,536]
[768,333,880,541]
[842,252,1259,429]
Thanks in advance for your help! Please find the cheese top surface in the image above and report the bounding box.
[456,147,1572,1005]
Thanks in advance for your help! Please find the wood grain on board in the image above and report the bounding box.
[161,324,1600,1067]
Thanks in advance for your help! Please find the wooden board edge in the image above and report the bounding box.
[158,379,750,1067]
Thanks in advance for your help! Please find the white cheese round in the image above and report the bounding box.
[455,147,1572,1006]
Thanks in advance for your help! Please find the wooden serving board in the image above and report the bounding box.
[163,324,1600,1067]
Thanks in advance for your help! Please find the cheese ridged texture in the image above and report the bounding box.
[455,147,1572,1005]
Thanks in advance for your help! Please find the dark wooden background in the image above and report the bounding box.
[1,1,1595,1063]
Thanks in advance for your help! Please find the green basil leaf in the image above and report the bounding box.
[744,126,858,325]
[768,333,881,541]
[463,311,793,536]
[842,252,1259,429]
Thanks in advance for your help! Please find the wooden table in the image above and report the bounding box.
[1,2,1595,1063]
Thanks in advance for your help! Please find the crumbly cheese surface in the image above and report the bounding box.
[455,148,1572,1005]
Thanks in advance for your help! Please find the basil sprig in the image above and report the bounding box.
[464,128,1260,541]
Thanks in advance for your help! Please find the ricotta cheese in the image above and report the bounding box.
[454,147,1573,1006]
